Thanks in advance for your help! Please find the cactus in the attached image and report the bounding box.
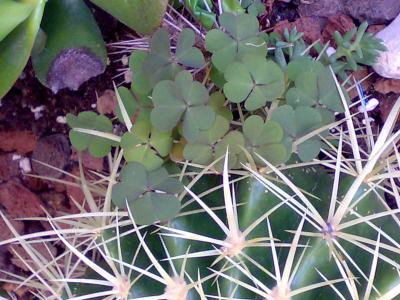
[63,151,399,300]
[3,118,400,299]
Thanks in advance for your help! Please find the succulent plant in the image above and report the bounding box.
[0,0,169,98]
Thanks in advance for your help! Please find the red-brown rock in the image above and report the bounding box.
[0,180,45,218]
[0,154,19,181]
[9,243,57,272]
[0,212,24,241]
[322,14,355,44]
[31,134,71,179]
[71,149,104,171]
[65,167,88,213]
[348,69,374,99]
[274,17,323,44]
[367,24,386,35]
[0,131,37,154]
[374,79,400,94]
[97,89,116,115]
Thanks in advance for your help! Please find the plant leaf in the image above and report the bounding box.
[90,0,168,35]
[224,55,285,110]
[0,0,34,42]
[205,12,265,72]
[121,115,172,171]
[176,28,205,68]
[111,163,182,224]
[67,111,116,157]
[243,115,287,165]
[151,70,215,142]
[0,0,46,98]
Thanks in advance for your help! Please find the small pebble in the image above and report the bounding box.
[56,116,67,124]
[358,98,379,112]
[30,105,46,120]
[362,117,375,125]
[19,158,32,173]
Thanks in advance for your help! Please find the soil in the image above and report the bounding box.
[1,1,400,298]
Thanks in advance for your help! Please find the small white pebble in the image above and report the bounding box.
[12,154,21,161]
[56,116,67,124]
[326,47,336,57]
[19,157,32,173]
[121,55,129,66]
[30,105,46,120]
[358,98,379,113]
[362,117,375,125]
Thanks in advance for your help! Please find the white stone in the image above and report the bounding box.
[56,115,67,124]
[326,46,336,57]
[358,97,379,112]
[373,13,400,79]
[19,157,32,173]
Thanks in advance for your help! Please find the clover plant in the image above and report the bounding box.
[111,163,182,224]
[67,11,386,223]
[205,12,266,72]
[150,70,215,142]
[67,111,117,158]
[121,114,172,171]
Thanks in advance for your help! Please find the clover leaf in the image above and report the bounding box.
[224,55,285,111]
[271,105,323,161]
[116,86,153,126]
[121,114,172,171]
[132,28,205,92]
[67,111,117,158]
[176,28,205,68]
[209,91,233,122]
[143,28,182,88]
[286,59,346,112]
[111,163,182,225]
[241,0,265,16]
[130,50,152,95]
[150,70,216,142]
[205,12,266,72]
[183,115,244,171]
[243,115,287,165]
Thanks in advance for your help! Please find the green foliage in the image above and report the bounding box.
[286,59,344,112]
[241,0,265,16]
[243,115,287,164]
[121,115,172,171]
[205,12,266,72]
[183,115,244,170]
[314,21,387,78]
[269,27,307,69]
[223,55,285,110]
[111,163,182,224]
[0,0,46,99]
[150,70,215,142]
[208,91,233,122]
[89,0,168,35]
[0,0,34,42]
[141,28,181,88]
[176,28,205,68]
[333,21,387,69]
[0,0,168,98]
[184,0,216,29]
[67,111,116,157]
[132,28,205,91]
[32,0,107,93]
[66,11,387,207]
[271,105,323,161]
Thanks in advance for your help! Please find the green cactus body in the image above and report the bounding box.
[71,163,400,299]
